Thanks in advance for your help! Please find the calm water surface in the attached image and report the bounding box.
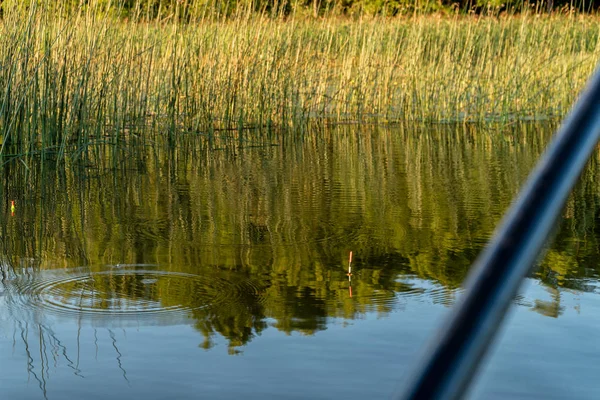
[1,123,600,399]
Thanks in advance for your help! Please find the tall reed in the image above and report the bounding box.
[0,2,599,158]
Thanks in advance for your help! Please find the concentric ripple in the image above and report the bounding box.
[3,267,267,327]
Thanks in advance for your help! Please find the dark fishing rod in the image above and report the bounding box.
[400,66,600,400]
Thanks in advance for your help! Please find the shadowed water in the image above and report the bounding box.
[1,123,600,399]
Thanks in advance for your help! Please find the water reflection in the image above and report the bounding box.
[1,319,129,400]
[0,122,599,398]
[1,123,599,328]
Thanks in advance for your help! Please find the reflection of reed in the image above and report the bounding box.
[18,321,47,400]
[1,266,138,398]
[109,329,130,385]
[8,320,133,399]
[0,123,597,356]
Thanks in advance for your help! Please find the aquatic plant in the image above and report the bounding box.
[0,2,599,159]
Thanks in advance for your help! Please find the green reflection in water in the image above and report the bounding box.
[0,122,599,353]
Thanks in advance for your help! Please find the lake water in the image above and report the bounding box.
[1,123,599,399]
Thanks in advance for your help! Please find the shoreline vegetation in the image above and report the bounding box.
[0,1,599,159]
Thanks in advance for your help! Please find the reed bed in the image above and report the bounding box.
[1,3,599,158]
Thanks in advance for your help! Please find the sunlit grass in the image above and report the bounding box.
[1,3,599,159]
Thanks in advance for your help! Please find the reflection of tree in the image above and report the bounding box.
[531,286,564,318]
[189,277,268,355]
[0,122,599,350]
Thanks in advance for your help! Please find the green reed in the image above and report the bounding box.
[1,2,599,158]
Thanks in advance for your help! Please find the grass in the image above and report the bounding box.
[1,3,599,159]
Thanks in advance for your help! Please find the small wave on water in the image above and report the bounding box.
[0,265,267,328]
[391,276,461,307]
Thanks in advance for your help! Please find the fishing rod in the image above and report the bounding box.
[400,65,600,400]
